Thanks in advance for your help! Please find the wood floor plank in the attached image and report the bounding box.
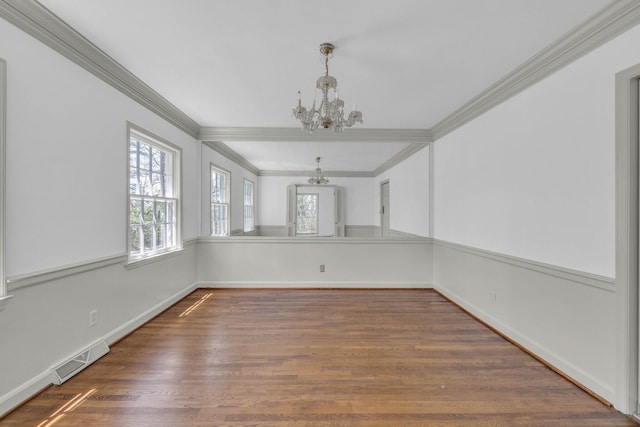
[2,289,636,426]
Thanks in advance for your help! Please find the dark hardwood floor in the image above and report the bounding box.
[2,289,636,426]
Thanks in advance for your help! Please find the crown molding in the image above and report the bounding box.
[201,141,260,176]
[430,0,640,140]
[0,0,201,138]
[373,142,428,176]
[199,127,433,143]
[258,170,375,178]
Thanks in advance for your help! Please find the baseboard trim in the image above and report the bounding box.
[0,371,52,420]
[0,281,198,419]
[434,285,614,405]
[104,281,198,345]
[198,281,433,289]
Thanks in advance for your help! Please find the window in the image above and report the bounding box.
[243,179,255,232]
[211,165,230,236]
[296,193,318,234]
[128,125,181,261]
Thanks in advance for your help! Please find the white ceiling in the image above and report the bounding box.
[37,0,611,172]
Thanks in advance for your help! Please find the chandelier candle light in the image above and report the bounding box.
[293,43,363,132]
[309,157,329,185]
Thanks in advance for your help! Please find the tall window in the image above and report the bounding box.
[243,179,255,232]
[296,193,318,234]
[128,125,180,261]
[211,165,230,236]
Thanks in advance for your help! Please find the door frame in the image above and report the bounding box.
[615,62,640,415]
[380,180,390,237]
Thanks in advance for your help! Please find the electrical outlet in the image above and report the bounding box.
[89,309,98,327]
[320,264,325,272]
[490,292,497,304]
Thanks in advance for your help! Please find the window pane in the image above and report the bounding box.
[130,226,141,254]
[138,142,151,171]
[151,147,163,172]
[130,199,141,225]
[129,167,139,194]
[297,194,318,234]
[155,200,166,223]
[211,203,228,236]
[142,200,153,224]
[143,225,153,250]
[155,224,166,248]
[151,172,164,196]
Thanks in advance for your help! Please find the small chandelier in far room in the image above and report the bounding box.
[308,157,329,184]
[293,43,363,132]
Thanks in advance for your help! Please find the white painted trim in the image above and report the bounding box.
[6,241,196,290]
[259,170,374,178]
[199,127,433,143]
[124,248,186,271]
[0,0,636,150]
[373,143,428,176]
[615,62,640,415]
[0,295,13,310]
[0,0,200,138]
[198,281,432,289]
[0,369,53,418]
[435,285,615,403]
[389,229,424,239]
[0,280,198,418]
[202,141,260,175]
[7,254,127,291]
[198,236,431,245]
[434,239,614,292]
[431,0,640,140]
[102,281,198,344]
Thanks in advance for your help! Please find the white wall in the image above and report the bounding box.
[258,176,374,226]
[375,147,430,237]
[200,145,258,235]
[432,25,640,277]
[0,17,199,416]
[1,20,200,277]
[433,22,640,410]
[198,238,432,287]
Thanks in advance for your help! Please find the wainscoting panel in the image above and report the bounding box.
[0,243,198,417]
[197,237,433,288]
[433,240,617,403]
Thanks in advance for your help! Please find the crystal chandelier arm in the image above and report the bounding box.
[293,43,362,133]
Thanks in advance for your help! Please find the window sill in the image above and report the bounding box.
[0,294,14,311]
[125,247,184,270]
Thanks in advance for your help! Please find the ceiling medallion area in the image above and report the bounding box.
[293,43,363,133]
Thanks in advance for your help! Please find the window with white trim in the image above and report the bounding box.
[128,125,181,261]
[243,179,255,232]
[211,165,230,236]
[296,193,318,234]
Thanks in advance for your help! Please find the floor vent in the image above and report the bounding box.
[52,340,109,385]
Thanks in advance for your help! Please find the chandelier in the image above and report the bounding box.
[293,43,363,132]
[308,157,329,185]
